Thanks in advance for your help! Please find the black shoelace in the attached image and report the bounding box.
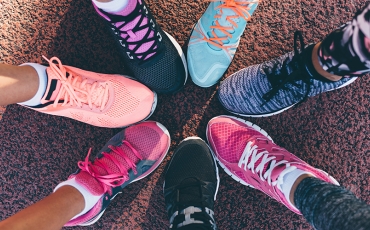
[100,3,160,62]
[169,179,216,230]
[261,31,312,105]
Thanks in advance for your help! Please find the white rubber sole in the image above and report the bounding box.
[228,77,358,118]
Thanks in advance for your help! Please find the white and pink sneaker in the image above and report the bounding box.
[206,115,339,214]
[55,121,170,226]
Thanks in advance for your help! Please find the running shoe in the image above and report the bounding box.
[187,0,259,87]
[164,137,219,229]
[22,56,156,128]
[93,0,187,94]
[58,121,170,226]
[218,31,357,117]
[206,115,339,214]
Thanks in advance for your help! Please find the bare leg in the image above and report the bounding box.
[0,64,39,106]
[0,186,84,230]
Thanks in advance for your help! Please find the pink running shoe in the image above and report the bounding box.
[24,57,157,128]
[206,115,339,214]
[59,121,170,226]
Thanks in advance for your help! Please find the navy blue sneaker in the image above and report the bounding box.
[164,137,219,229]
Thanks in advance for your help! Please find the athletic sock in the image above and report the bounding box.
[18,63,48,106]
[54,178,102,220]
[280,169,313,208]
[92,0,130,13]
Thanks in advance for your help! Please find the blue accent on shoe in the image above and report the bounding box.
[187,0,259,87]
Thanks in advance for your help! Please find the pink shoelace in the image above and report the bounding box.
[43,56,110,111]
[78,140,143,193]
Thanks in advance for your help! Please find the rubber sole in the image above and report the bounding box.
[226,77,358,118]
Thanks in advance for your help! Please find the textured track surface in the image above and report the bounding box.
[1,0,369,229]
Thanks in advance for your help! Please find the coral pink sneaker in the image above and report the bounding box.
[24,56,157,128]
[59,121,170,226]
[206,115,339,214]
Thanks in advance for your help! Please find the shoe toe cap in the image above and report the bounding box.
[187,43,230,87]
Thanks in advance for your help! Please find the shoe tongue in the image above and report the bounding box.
[75,143,141,196]
[112,0,156,60]
[43,68,109,108]
[92,143,141,178]
[265,161,287,182]
[178,178,202,204]
[42,68,63,102]
[207,1,245,50]
[244,142,286,182]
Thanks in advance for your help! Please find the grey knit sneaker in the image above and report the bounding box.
[218,31,357,117]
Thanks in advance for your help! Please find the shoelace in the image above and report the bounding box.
[102,4,160,61]
[169,180,216,229]
[192,0,258,50]
[238,141,297,191]
[262,31,312,105]
[77,140,143,193]
[43,56,109,111]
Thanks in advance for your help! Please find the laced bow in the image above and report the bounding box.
[238,141,297,190]
[43,56,109,111]
[193,0,258,50]
[78,140,143,193]
[262,31,312,105]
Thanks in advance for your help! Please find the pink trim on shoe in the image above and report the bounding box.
[207,115,339,215]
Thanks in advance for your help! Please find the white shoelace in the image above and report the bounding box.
[238,141,297,191]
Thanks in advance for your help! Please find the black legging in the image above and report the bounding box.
[295,177,370,230]
[176,177,370,230]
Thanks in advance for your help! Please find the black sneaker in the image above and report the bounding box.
[93,0,187,94]
[164,137,219,230]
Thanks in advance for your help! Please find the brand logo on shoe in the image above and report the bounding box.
[150,19,155,28]
[157,32,162,41]
[143,5,148,14]
[127,52,134,59]
[119,39,126,47]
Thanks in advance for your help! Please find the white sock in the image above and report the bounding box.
[280,169,313,208]
[54,178,102,220]
[18,63,47,106]
[92,0,130,13]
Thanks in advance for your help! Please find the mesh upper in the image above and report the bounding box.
[165,139,217,187]
[219,49,356,115]
[73,122,168,196]
[106,79,140,118]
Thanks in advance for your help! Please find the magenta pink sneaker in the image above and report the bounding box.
[62,121,170,226]
[206,115,339,214]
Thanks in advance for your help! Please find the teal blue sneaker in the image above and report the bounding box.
[187,0,259,87]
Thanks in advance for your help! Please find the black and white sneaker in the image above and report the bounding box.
[93,0,187,94]
[164,137,219,230]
